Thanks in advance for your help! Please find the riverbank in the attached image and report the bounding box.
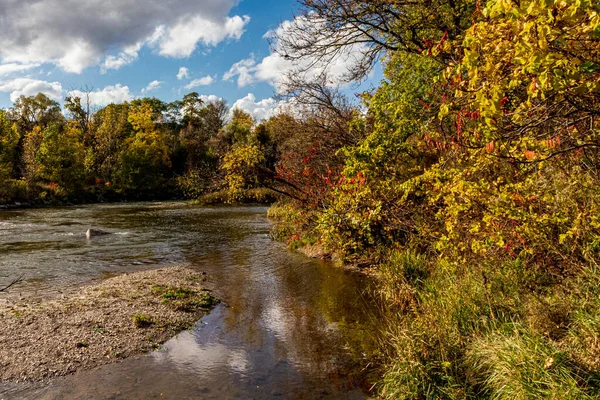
[267,197,600,398]
[0,266,218,383]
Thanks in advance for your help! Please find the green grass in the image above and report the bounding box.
[132,312,153,328]
[467,328,591,400]
[151,284,219,312]
[161,288,195,300]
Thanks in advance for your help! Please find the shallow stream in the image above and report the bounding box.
[0,203,378,399]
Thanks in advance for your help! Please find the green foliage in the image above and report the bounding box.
[21,126,44,188]
[0,110,19,179]
[36,121,86,196]
[161,287,195,300]
[150,284,219,312]
[116,103,171,194]
[317,53,441,259]
[222,144,265,201]
[0,110,22,202]
[92,103,132,185]
[132,313,153,328]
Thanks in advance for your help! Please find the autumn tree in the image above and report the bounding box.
[36,121,86,196]
[0,110,19,180]
[117,102,171,194]
[64,91,94,142]
[91,103,132,185]
[21,126,44,189]
[9,93,63,134]
[0,110,22,201]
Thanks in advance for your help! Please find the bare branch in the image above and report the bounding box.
[0,275,24,293]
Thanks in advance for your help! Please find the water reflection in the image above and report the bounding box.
[0,203,377,399]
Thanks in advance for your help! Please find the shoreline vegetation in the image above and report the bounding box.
[0,266,218,382]
[0,187,277,210]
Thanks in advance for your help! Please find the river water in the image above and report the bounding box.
[0,203,379,399]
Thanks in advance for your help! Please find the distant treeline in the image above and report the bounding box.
[0,92,319,205]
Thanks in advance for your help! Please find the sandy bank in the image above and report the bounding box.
[0,266,218,382]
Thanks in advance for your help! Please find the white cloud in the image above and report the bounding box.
[177,67,189,80]
[101,43,142,73]
[184,75,215,89]
[69,84,133,106]
[199,94,222,104]
[224,17,368,93]
[0,63,40,77]
[149,15,250,58]
[0,0,247,73]
[0,78,63,102]
[141,80,164,94]
[232,93,297,122]
[223,57,259,87]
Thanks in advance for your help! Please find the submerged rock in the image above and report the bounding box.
[85,228,111,239]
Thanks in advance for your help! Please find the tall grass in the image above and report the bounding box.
[377,250,600,399]
[468,328,591,399]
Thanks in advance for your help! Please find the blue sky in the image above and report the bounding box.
[0,0,382,120]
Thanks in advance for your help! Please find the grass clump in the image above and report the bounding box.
[161,287,195,300]
[132,313,153,328]
[467,328,590,400]
[151,284,219,312]
[189,292,219,308]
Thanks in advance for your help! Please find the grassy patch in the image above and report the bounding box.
[377,250,600,399]
[161,288,196,301]
[132,313,153,328]
[150,284,219,312]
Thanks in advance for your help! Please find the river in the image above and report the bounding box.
[0,202,379,399]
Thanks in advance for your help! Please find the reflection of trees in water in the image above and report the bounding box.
[214,237,380,392]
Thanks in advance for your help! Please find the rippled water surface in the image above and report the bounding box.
[0,203,378,399]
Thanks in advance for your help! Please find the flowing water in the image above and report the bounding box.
[0,203,379,399]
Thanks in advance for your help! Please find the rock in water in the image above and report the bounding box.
[86,228,111,239]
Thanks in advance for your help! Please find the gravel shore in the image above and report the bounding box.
[0,266,218,382]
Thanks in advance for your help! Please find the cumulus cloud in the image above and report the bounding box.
[69,84,133,106]
[232,93,296,122]
[0,78,63,102]
[177,67,190,80]
[141,80,163,94]
[150,15,250,58]
[0,0,248,73]
[184,75,215,89]
[199,94,222,104]
[0,63,40,77]
[224,17,368,93]
[223,58,260,87]
[101,43,142,73]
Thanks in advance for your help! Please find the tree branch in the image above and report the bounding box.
[0,275,24,293]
